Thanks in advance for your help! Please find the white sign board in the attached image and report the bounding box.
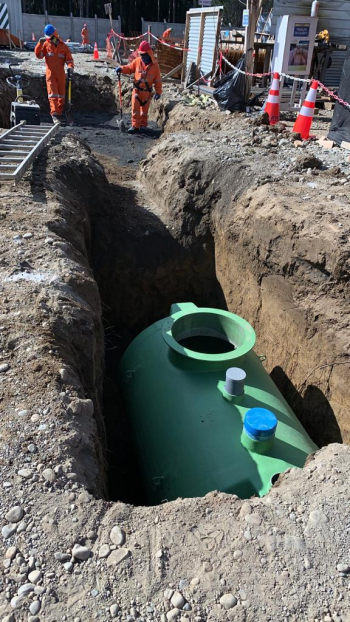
[272,15,318,76]
[242,9,249,28]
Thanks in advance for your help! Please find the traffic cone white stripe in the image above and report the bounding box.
[264,72,280,125]
[299,106,314,118]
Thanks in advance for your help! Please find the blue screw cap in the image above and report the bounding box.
[244,408,277,441]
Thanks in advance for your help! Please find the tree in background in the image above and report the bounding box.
[21,0,194,29]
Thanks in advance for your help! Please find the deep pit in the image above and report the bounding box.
[0,58,348,508]
[48,127,347,506]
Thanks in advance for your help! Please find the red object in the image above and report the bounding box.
[34,38,74,117]
[162,28,172,40]
[138,40,151,53]
[119,48,162,128]
[293,80,318,140]
[93,42,99,59]
[265,72,280,125]
[81,26,89,45]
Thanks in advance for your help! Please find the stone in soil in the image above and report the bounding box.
[71,544,91,560]
[109,524,126,546]
[220,594,237,610]
[5,506,24,523]
[106,548,130,567]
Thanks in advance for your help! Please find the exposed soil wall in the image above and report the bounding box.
[142,124,350,447]
[0,68,117,127]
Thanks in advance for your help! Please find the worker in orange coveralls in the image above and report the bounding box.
[81,23,89,47]
[116,41,162,134]
[35,24,74,125]
[162,27,173,41]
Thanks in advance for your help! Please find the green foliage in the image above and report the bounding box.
[22,0,194,29]
[21,0,271,33]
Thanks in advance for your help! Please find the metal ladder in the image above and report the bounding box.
[0,121,59,184]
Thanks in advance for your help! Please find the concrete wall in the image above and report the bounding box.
[141,19,186,39]
[22,13,121,47]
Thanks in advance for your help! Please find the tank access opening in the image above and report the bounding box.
[163,308,256,360]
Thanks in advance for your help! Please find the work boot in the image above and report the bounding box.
[52,116,60,125]
[128,127,140,135]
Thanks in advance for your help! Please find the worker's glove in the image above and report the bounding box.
[67,67,74,77]
[154,93,161,101]
[39,37,46,44]
[115,67,122,75]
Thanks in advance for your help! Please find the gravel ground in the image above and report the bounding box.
[0,50,349,622]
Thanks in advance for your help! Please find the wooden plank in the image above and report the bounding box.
[196,12,206,75]
[181,12,191,83]
[162,63,184,80]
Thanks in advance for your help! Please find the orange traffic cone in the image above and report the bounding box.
[293,80,318,140]
[264,72,280,125]
[93,42,99,60]
[32,32,35,41]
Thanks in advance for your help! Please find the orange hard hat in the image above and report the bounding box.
[138,40,151,53]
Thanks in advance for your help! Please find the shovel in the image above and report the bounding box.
[66,68,74,126]
[118,73,126,132]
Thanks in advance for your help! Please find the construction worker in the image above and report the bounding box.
[116,41,162,135]
[81,23,89,48]
[162,27,173,41]
[35,24,74,125]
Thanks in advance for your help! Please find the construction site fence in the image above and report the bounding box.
[21,13,121,48]
[141,19,185,39]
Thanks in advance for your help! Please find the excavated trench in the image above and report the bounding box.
[52,123,347,506]
[1,65,346,505]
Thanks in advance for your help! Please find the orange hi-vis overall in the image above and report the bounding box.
[35,38,74,117]
[81,27,89,45]
[162,28,172,40]
[120,49,162,129]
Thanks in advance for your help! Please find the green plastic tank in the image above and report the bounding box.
[119,303,317,504]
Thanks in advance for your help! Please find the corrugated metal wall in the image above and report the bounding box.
[201,13,218,74]
[186,15,201,70]
[185,7,222,74]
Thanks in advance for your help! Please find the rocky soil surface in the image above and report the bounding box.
[0,51,349,622]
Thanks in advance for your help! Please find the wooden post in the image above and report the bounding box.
[262,44,272,87]
[70,13,74,41]
[212,7,223,77]
[244,0,260,96]
[181,11,191,83]
[196,12,205,75]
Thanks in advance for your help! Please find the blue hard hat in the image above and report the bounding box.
[44,24,55,37]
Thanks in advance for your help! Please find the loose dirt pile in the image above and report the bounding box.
[0,51,349,622]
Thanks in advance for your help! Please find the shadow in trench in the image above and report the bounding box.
[270,366,343,447]
[87,178,227,504]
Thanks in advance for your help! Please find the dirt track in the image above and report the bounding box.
[0,52,349,622]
